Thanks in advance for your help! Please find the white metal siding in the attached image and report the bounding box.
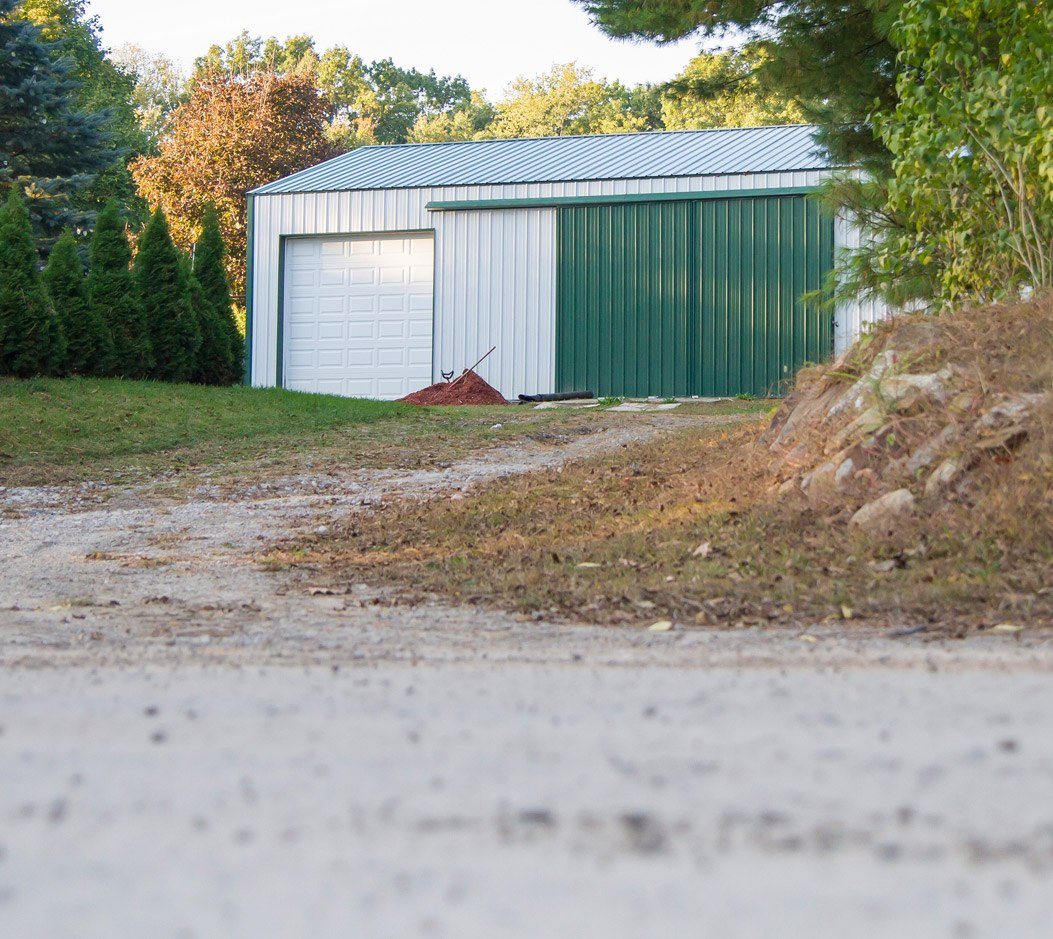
[249,170,884,398]
[833,214,892,354]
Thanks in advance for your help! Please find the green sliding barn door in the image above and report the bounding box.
[556,195,834,398]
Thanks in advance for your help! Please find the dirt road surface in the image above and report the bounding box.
[2,416,1052,937]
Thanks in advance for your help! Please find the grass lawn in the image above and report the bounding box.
[1,377,768,487]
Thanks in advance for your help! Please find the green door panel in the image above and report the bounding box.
[556,195,834,398]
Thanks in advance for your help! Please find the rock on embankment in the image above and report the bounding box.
[760,295,1053,535]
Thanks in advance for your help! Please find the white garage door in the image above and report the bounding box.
[283,233,434,399]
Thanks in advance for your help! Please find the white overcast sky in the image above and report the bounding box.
[87,0,705,93]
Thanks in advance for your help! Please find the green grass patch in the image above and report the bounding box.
[2,377,708,487]
[1,377,406,477]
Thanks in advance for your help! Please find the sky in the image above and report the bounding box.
[88,0,704,93]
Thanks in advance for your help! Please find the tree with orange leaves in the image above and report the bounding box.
[131,70,333,302]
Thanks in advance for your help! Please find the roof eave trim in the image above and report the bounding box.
[250,166,837,196]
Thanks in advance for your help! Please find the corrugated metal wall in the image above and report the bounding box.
[556,195,834,398]
[699,195,833,396]
[249,170,881,399]
[557,202,695,396]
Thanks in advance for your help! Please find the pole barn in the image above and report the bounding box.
[246,126,884,399]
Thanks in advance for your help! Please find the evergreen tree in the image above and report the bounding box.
[193,204,241,383]
[134,208,200,383]
[0,0,117,245]
[18,1,149,226]
[0,187,64,376]
[86,200,152,377]
[573,0,900,168]
[186,259,231,386]
[43,228,113,375]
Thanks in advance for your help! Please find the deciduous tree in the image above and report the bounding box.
[111,44,186,146]
[131,70,333,301]
[842,0,1053,306]
[487,64,656,139]
[661,48,804,130]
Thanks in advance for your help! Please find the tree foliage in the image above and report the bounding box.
[131,71,333,301]
[87,199,152,377]
[487,64,659,138]
[573,0,902,166]
[18,0,149,224]
[0,187,63,376]
[0,0,117,243]
[43,228,113,375]
[839,0,1053,307]
[134,209,199,383]
[110,43,186,146]
[193,204,241,384]
[193,31,474,148]
[186,257,231,386]
[661,48,804,130]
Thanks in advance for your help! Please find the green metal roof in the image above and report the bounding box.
[252,125,830,195]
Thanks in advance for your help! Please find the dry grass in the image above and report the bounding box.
[289,419,1050,632]
[287,297,1053,633]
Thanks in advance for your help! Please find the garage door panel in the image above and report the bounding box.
[288,270,317,289]
[349,268,376,286]
[319,270,346,287]
[378,295,407,313]
[283,233,434,399]
[290,239,320,258]
[316,321,344,341]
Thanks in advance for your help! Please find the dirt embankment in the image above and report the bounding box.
[764,294,1052,545]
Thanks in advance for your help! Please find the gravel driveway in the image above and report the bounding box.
[2,418,1051,937]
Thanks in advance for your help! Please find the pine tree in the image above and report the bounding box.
[86,200,152,377]
[186,260,231,386]
[193,204,241,383]
[44,228,114,375]
[0,187,64,376]
[134,208,200,383]
[0,0,117,245]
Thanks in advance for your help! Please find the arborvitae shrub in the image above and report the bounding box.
[0,188,64,377]
[44,230,115,376]
[87,200,153,378]
[186,259,231,385]
[135,209,200,383]
[194,204,242,384]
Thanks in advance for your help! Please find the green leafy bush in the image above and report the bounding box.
[845,0,1053,307]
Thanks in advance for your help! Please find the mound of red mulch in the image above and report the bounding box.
[399,370,508,406]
